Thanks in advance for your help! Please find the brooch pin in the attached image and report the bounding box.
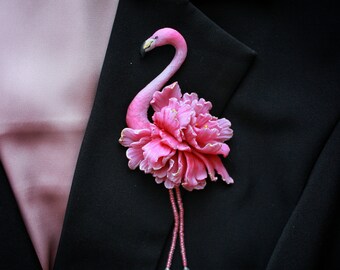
[119,28,233,270]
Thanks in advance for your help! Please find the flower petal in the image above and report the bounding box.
[151,82,182,112]
[195,126,220,146]
[152,164,169,179]
[209,155,234,184]
[185,127,230,157]
[192,151,218,181]
[142,138,173,164]
[217,118,233,141]
[126,147,144,170]
[159,130,191,152]
[182,152,207,191]
[119,128,151,147]
[167,152,186,185]
[164,180,176,189]
[153,107,182,141]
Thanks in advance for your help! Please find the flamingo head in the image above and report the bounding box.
[140,36,158,57]
[140,28,185,57]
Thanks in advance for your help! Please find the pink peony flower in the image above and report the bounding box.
[119,82,233,191]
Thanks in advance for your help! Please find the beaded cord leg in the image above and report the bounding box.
[165,187,190,270]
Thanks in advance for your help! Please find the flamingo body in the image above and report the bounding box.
[119,28,233,191]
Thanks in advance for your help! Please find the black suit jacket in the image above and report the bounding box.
[0,0,339,269]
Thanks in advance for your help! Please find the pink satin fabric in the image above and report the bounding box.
[0,1,119,269]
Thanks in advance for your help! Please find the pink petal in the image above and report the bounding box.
[159,130,191,151]
[192,151,218,181]
[126,147,144,170]
[158,130,179,149]
[182,92,199,103]
[167,152,186,185]
[142,138,173,164]
[184,122,230,157]
[152,149,176,170]
[194,98,212,115]
[209,155,233,184]
[201,142,229,157]
[155,177,166,184]
[164,179,176,189]
[182,93,212,115]
[183,124,197,145]
[191,151,233,184]
[176,104,194,127]
[217,118,233,141]
[150,82,182,112]
[193,180,207,190]
[182,152,207,191]
[195,126,220,145]
[153,107,182,141]
[186,132,230,157]
[152,164,170,183]
[119,128,151,147]
[195,113,212,127]
[130,137,152,148]
[139,159,152,173]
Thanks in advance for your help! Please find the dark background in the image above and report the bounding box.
[186,0,340,269]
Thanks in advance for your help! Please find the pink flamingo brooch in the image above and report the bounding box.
[119,28,233,270]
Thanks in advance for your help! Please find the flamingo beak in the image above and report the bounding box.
[140,38,155,57]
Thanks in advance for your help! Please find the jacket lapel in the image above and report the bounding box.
[0,0,255,269]
[0,161,42,269]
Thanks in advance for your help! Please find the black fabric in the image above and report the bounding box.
[0,162,41,269]
[0,0,338,269]
[186,0,339,270]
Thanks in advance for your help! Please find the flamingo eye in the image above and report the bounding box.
[154,36,158,39]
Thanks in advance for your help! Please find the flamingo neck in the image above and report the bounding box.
[126,38,187,129]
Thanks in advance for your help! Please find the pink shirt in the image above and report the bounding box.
[0,1,119,269]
